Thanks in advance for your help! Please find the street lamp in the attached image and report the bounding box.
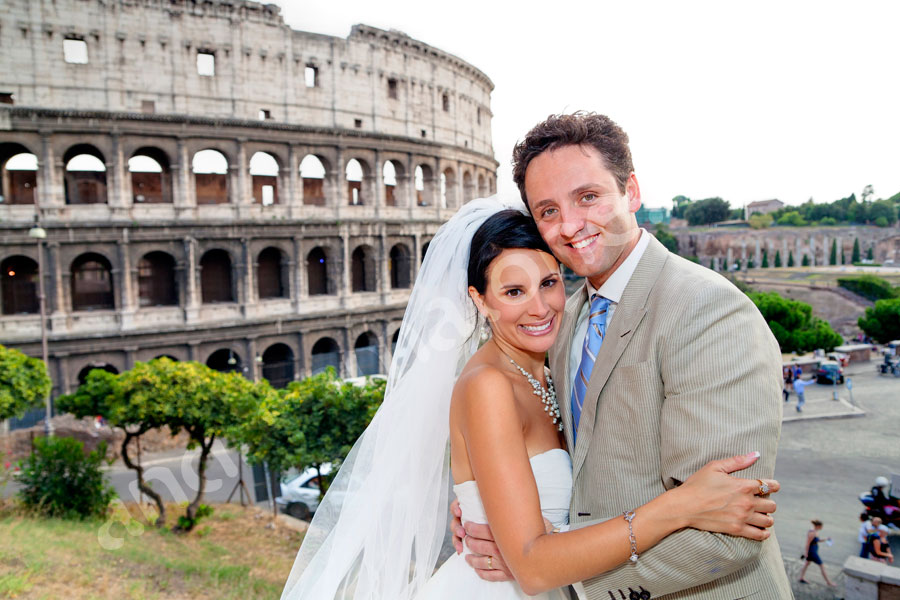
[27,220,53,437]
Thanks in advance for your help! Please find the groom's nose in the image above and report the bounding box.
[558,205,585,240]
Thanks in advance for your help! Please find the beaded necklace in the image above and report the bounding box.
[505,355,563,432]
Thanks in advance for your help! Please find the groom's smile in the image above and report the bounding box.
[524,144,642,289]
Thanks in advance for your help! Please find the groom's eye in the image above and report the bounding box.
[581,193,597,203]
[540,207,557,218]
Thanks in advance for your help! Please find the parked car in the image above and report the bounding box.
[826,351,849,367]
[816,361,845,384]
[276,464,331,520]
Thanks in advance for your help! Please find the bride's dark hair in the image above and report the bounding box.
[467,209,555,294]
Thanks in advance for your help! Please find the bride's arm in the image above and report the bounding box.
[459,371,775,596]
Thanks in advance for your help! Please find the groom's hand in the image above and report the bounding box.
[449,499,513,581]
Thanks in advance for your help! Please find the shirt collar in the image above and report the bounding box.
[585,229,650,303]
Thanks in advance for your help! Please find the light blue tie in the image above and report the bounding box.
[571,294,611,443]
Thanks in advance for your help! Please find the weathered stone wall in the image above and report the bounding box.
[0,1,493,155]
[673,226,900,270]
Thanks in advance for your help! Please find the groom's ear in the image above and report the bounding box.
[625,173,642,213]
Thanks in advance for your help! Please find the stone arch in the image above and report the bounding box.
[311,336,341,375]
[129,146,172,204]
[206,347,242,373]
[257,246,287,299]
[137,251,178,307]
[261,342,294,388]
[345,158,367,205]
[440,166,456,209]
[76,362,119,385]
[1,255,39,314]
[354,331,380,376]
[249,151,279,205]
[0,143,38,205]
[192,149,229,204]
[64,144,107,205]
[415,164,435,207]
[199,249,234,303]
[351,245,377,292]
[306,246,333,296]
[477,173,486,198]
[70,252,115,311]
[389,243,411,289]
[463,170,474,203]
[300,154,328,206]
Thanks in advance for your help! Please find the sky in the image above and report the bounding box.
[271,0,900,210]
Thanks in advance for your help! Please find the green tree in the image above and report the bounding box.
[748,291,843,352]
[867,246,874,261]
[761,248,769,268]
[820,217,837,226]
[776,211,807,226]
[671,195,691,219]
[749,213,773,229]
[870,199,897,225]
[774,250,782,268]
[829,239,838,265]
[862,184,874,203]
[788,251,795,267]
[747,258,755,269]
[684,197,731,226]
[852,238,861,263]
[858,298,900,343]
[652,225,679,254]
[838,275,898,302]
[801,254,810,267]
[0,344,52,422]
[875,216,889,227]
[709,258,716,270]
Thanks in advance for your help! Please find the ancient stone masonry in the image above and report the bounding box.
[673,227,900,271]
[0,0,498,426]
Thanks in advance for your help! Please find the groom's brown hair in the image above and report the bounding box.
[512,112,633,211]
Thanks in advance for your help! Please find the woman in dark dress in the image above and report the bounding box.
[799,519,837,586]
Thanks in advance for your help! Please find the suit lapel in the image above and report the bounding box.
[550,282,587,456]
[571,237,669,479]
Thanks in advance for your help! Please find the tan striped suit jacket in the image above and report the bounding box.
[549,236,793,599]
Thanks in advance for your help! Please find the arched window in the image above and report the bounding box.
[300,154,326,206]
[311,337,340,375]
[307,247,329,296]
[200,249,234,303]
[478,173,486,198]
[355,332,380,376]
[129,147,171,203]
[415,165,427,206]
[64,145,107,205]
[351,246,376,292]
[383,161,398,206]
[257,247,286,299]
[261,343,294,388]
[193,149,229,204]
[1,148,38,205]
[440,168,455,209]
[77,363,118,385]
[389,244,411,289]
[137,252,177,307]
[463,171,474,203]
[71,253,114,310]
[1,256,39,314]
[206,348,241,373]
[346,159,363,205]
[250,152,279,205]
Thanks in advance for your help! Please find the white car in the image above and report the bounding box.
[276,464,331,520]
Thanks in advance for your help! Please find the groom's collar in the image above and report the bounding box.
[584,228,650,303]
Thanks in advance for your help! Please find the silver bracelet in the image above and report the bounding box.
[623,510,638,563]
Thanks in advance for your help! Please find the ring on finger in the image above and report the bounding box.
[756,479,770,496]
[488,555,493,570]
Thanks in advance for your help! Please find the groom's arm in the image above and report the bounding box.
[578,278,783,597]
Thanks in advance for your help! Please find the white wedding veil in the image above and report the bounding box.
[280,195,528,600]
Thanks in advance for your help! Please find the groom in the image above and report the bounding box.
[453,113,792,599]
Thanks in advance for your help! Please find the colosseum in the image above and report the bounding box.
[0,0,498,429]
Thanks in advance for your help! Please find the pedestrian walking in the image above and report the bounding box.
[792,376,815,413]
[799,519,837,587]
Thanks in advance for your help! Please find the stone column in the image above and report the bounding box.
[413,232,423,280]
[241,237,254,316]
[245,337,259,382]
[47,242,66,326]
[39,132,64,209]
[117,235,136,328]
[754,238,761,267]
[184,236,200,321]
[726,247,733,272]
[108,134,129,215]
[332,147,344,208]
[340,229,351,302]
[172,138,192,215]
[292,236,303,311]
[373,149,384,215]
[287,145,301,214]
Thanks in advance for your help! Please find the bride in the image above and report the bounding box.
[280,196,778,600]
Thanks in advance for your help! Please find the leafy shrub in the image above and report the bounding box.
[819,217,837,226]
[0,344,51,421]
[838,275,898,302]
[858,298,900,343]
[17,436,115,519]
[176,503,214,531]
[748,291,843,353]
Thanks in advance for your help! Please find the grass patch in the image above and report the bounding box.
[0,502,304,599]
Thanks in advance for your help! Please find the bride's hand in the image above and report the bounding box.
[672,452,779,541]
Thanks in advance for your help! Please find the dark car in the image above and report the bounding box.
[816,361,845,384]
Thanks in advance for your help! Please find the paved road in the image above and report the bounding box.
[773,361,900,592]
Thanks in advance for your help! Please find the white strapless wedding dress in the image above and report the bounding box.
[417,448,572,600]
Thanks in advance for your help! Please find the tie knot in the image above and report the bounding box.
[590,294,610,312]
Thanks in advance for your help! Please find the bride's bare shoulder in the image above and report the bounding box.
[453,359,515,410]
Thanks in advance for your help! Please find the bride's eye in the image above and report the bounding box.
[505,288,523,298]
[541,278,557,288]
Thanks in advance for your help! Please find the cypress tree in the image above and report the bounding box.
[852,238,861,263]
[761,248,769,268]
[802,254,810,267]
[788,251,795,267]
[774,250,782,267]
[867,246,874,261]
[830,239,837,265]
